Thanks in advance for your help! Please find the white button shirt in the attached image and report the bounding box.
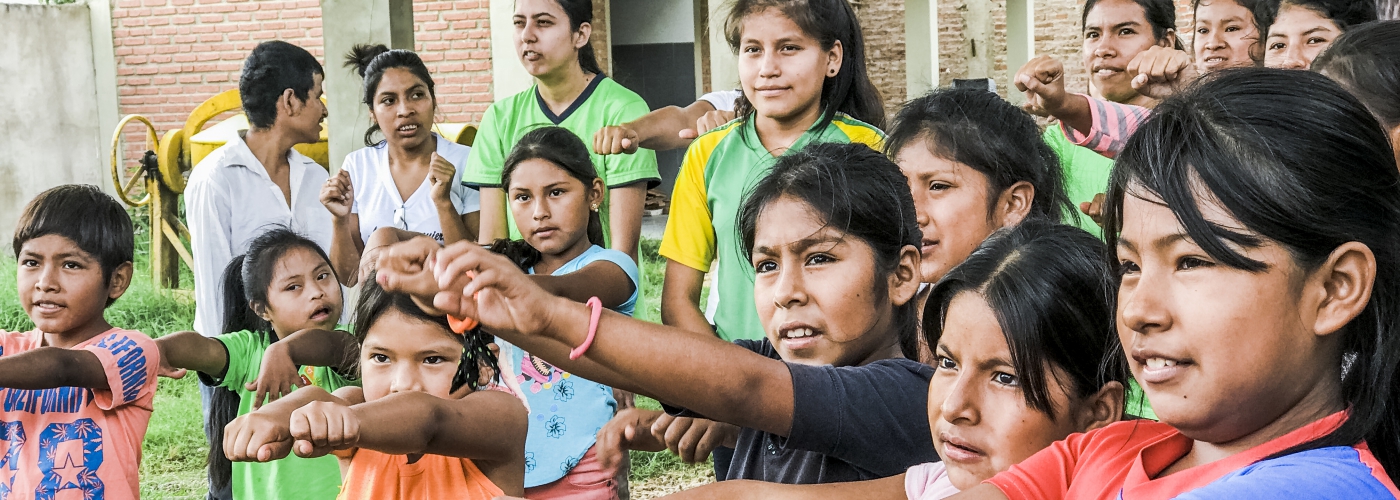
[343,134,480,245]
[185,134,333,337]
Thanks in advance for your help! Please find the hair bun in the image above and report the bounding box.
[344,44,391,78]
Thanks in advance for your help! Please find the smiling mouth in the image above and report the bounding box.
[1134,354,1193,384]
[32,301,64,314]
[1094,68,1123,77]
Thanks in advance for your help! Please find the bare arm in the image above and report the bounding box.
[431,152,475,246]
[531,260,636,309]
[156,330,229,377]
[329,215,365,286]
[607,183,647,262]
[660,475,907,500]
[660,260,716,337]
[477,188,509,245]
[0,347,110,390]
[637,101,720,152]
[350,390,526,461]
[272,328,357,371]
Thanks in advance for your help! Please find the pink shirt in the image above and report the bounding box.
[906,462,961,500]
[0,328,159,499]
[1058,94,1151,159]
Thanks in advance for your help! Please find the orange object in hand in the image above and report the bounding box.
[446,271,480,334]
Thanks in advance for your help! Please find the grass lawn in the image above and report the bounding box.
[0,224,710,499]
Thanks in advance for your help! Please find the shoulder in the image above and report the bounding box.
[0,330,41,355]
[686,118,746,162]
[437,136,472,164]
[829,113,886,149]
[1184,447,1400,499]
[291,150,328,182]
[594,77,648,105]
[342,143,384,171]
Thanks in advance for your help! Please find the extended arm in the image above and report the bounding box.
[273,328,357,370]
[607,183,646,262]
[531,260,636,309]
[156,330,229,377]
[477,188,508,245]
[0,347,109,390]
[660,260,716,337]
[348,390,526,461]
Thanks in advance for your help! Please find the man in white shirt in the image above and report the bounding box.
[182,40,330,500]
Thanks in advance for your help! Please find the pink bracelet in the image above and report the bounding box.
[569,297,603,360]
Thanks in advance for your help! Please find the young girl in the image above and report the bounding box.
[1266,0,1378,69]
[157,228,360,500]
[222,277,527,499]
[661,0,886,343]
[464,0,659,262]
[653,221,1129,499]
[321,45,480,286]
[489,126,641,498]
[1191,0,1271,73]
[1312,21,1400,164]
[956,68,1400,499]
[379,142,935,485]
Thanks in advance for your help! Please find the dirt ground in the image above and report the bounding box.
[629,465,716,499]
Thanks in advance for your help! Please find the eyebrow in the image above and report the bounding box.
[377,83,428,95]
[1117,232,1191,253]
[1269,26,1334,39]
[753,233,845,256]
[19,250,90,261]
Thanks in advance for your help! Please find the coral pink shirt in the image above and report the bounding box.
[0,328,158,499]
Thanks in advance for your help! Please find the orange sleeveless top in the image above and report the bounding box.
[337,448,506,500]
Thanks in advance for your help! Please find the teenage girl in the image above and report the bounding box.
[157,228,359,500]
[1312,21,1400,165]
[379,142,935,485]
[1267,0,1378,69]
[956,68,1400,499]
[321,45,480,286]
[653,221,1129,499]
[223,277,526,499]
[464,0,659,262]
[487,126,642,498]
[1191,0,1272,72]
[661,0,886,345]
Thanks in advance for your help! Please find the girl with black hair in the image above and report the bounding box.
[319,45,481,287]
[464,0,659,264]
[156,228,360,500]
[1192,0,1272,72]
[1267,0,1378,69]
[1313,20,1400,164]
[223,275,525,500]
[952,68,1400,500]
[378,142,935,486]
[646,222,1128,500]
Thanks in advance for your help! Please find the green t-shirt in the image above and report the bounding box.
[462,76,661,245]
[659,114,885,341]
[204,330,359,500]
[1043,126,1114,237]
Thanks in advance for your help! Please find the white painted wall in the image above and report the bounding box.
[490,0,536,100]
[0,3,108,237]
[706,0,739,92]
[611,0,694,45]
[321,0,414,172]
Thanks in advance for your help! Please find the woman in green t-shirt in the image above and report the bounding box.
[464,0,659,262]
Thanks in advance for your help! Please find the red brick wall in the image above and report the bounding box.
[111,0,494,164]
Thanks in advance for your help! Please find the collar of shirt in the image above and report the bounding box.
[221,133,317,211]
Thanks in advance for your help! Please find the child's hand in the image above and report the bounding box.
[1015,55,1068,118]
[156,351,186,380]
[596,409,666,470]
[373,236,448,314]
[1079,193,1107,228]
[651,414,739,464]
[593,124,641,155]
[1128,46,1197,100]
[248,341,304,410]
[224,411,294,463]
[679,110,736,140]
[428,152,457,206]
[320,169,354,219]
[425,241,565,337]
[289,400,361,458]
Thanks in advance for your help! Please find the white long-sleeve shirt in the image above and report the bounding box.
[185,133,333,337]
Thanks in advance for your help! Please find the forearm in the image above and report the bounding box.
[607,184,646,262]
[0,348,108,390]
[437,201,471,246]
[330,216,364,286]
[257,385,343,419]
[661,262,716,337]
[633,104,706,151]
[1049,94,1094,138]
[277,329,356,371]
[477,189,508,244]
[351,390,525,461]
[156,331,228,375]
[528,261,635,309]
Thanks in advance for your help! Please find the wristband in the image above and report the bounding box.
[569,297,603,360]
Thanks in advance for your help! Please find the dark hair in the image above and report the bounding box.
[352,272,497,392]
[490,126,605,270]
[738,142,921,351]
[1192,0,1278,61]
[12,184,134,306]
[923,221,1124,415]
[344,44,437,146]
[205,227,339,483]
[1313,21,1400,130]
[550,0,605,77]
[1279,0,1379,32]
[725,0,886,130]
[1102,67,1400,472]
[885,88,1075,226]
[239,41,324,130]
[1084,0,1185,50]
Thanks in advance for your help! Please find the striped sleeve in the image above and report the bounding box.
[1057,94,1150,159]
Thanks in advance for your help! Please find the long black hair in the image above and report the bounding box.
[352,273,497,392]
[490,126,605,270]
[344,44,437,146]
[885,88,1075,226]
[1084,0,1185,50]
[1312,21,1400,130]
[725,0,886,130]
[924,220,1124,415]
[738,142,921,353]
[551,0,605,77]
[207,227,338,491]
[1277,0,1379,32]
[1102,67,1400,472]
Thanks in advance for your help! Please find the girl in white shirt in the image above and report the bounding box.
[320,44,481,285]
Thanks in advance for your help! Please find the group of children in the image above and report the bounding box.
[4,0,1400,498]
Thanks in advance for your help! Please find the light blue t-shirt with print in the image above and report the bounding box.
[501,245,639,487]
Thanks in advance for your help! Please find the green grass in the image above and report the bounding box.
[0,225,706,498]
